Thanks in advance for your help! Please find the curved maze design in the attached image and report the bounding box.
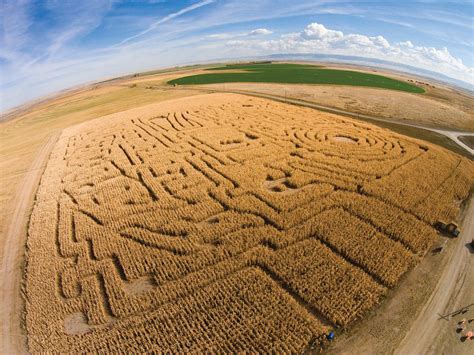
[25,94,474,352]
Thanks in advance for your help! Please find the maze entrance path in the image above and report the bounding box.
[24,94,474,352]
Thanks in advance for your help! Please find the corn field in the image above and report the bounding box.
[24,93,474,352]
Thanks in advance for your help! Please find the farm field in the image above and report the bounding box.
[0,85,199,352]
[200,82,474,131]
[0,85,198,239]
[168,63,425,93]
[23,93,474,352]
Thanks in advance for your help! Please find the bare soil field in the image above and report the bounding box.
[201,83,474,131]
[23,93,474,352]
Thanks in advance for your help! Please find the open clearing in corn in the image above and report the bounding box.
[24,93,474,352]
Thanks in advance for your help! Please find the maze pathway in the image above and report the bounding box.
[24,93,474,352]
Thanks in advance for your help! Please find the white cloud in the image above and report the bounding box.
[222,22,474,84]
[2,1,473,113]
[249,28,273,36]
[207,33,236,40]
[302,23,342,40]
[398,40,414,48]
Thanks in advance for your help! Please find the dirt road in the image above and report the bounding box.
[431,130,474,155]
[0,132,59,354]
[395,197,474,354]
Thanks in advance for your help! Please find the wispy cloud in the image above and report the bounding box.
[118,0,216,45]
[249,28,273,36]
[372,17,414,28]
[44,0,113,53]
[1,0,113,69]
[207,28,273,40]
[0,0,32,61]
[1,1,473,112]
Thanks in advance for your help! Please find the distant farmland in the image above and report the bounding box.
[24,93,473,352]
[168,63,425,93]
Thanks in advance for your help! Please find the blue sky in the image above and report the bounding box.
[1,0,473,111]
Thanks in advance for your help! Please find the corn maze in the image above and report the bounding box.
[24,93,474,352]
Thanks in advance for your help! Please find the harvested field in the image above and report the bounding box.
[24,93,474,352]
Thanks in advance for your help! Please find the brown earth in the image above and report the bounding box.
[0,133,59,353]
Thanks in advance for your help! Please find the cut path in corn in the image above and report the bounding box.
[0,132,60,354]
[155,84,474,156]
[216,89,474,156]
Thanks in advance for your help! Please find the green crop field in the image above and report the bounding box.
[168,63,425,93]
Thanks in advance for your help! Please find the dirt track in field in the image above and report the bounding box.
[0,132,59,354]
[395,196,474,354]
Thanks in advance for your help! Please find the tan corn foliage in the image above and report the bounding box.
[24,93,474,352]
